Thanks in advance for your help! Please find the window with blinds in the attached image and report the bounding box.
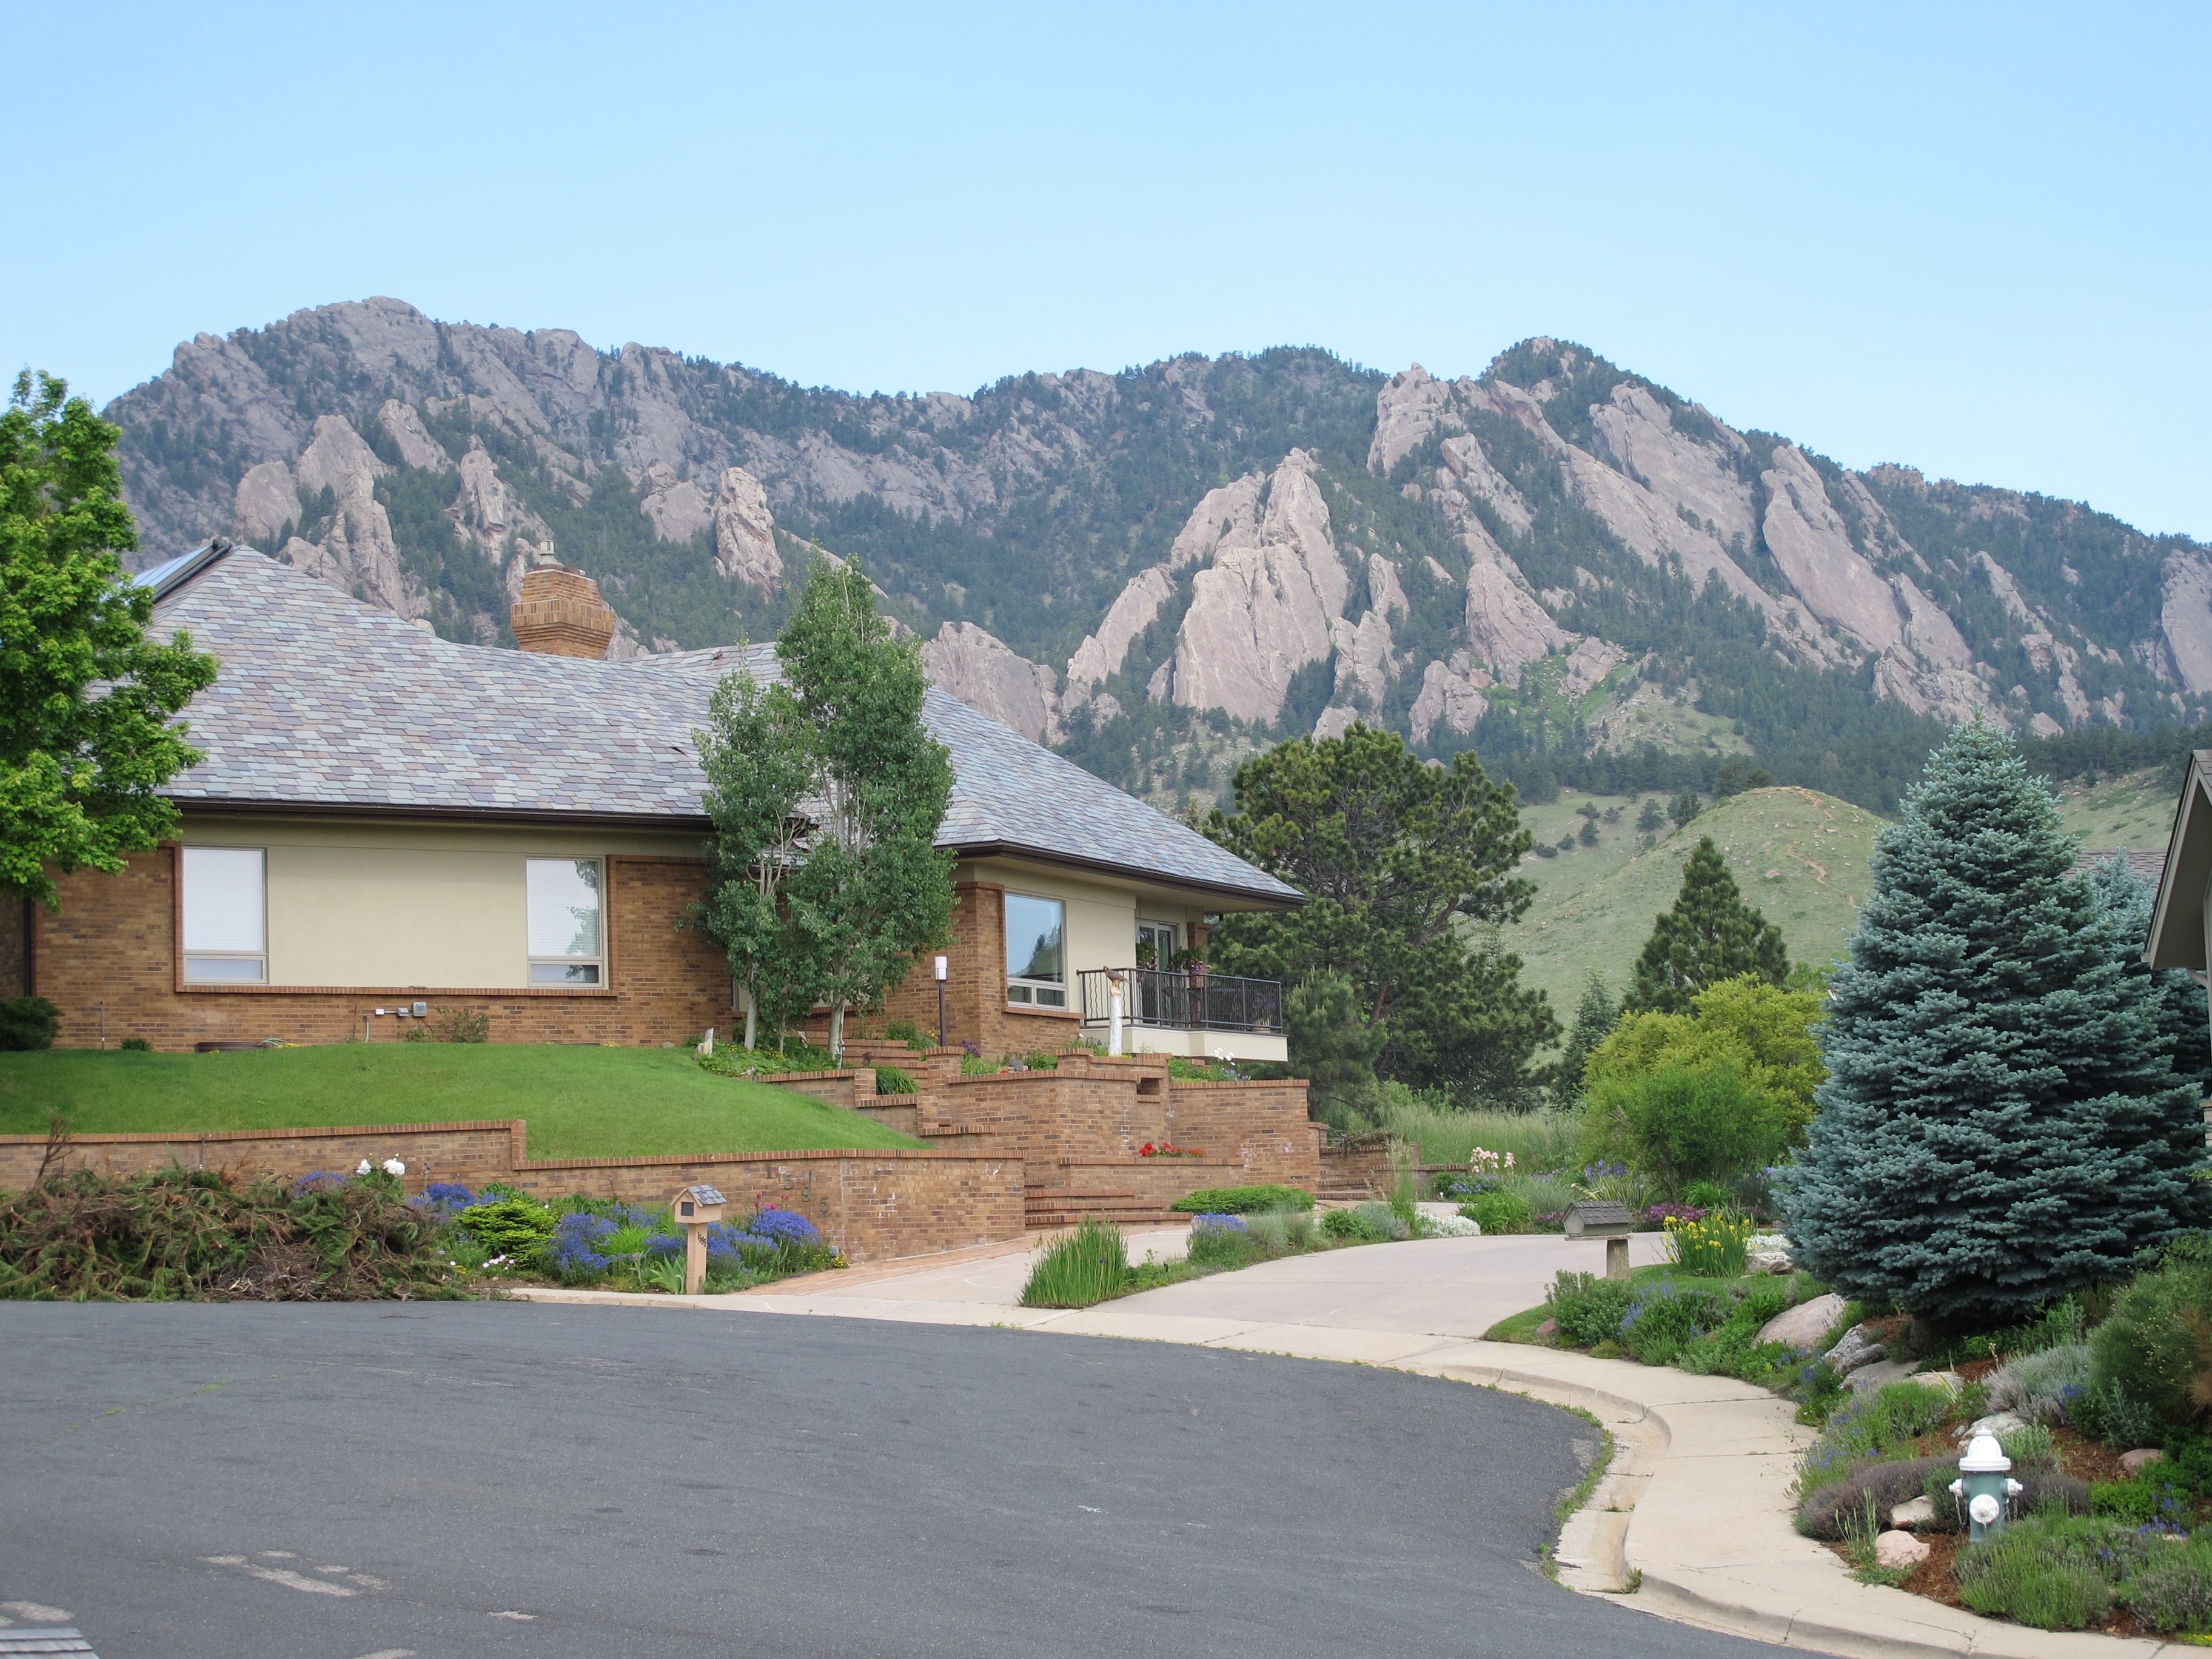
[527,857,604,984]
[181,846,267,982]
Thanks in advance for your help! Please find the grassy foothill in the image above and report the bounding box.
[0,1044,926,1162]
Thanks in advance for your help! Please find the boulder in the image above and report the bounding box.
[1755,1292,1845,1352]
[1956,1412,2028,1443]
[2122,1449,2167,1475]
[1889,1496,1937,1529]
[1874,1530,1930,1571]
[1846,1359,1922,1392]
[1824,1325,1888,1373]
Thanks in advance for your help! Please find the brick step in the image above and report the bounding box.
[1024,1191,1180,1228]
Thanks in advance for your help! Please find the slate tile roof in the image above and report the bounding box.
[152,548,1301,907]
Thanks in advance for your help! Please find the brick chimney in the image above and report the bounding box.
[510,562,615,659]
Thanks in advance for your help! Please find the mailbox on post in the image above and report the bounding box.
[1565,1200,1636,1281]
[671,1184,728,1294]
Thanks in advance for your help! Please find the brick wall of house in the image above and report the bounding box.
[0,1119,1024,1264]
[30,849,735,1051]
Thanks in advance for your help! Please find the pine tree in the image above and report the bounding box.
[1553,970,1620,1108]
[2086,855,2212,1099]
[1785,725,2210,1330]
[1626,837,1788,1013]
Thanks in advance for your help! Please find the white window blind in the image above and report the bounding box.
[182,846,266,982]
[527,858,603,984]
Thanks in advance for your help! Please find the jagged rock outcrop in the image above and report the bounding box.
[1161,452,1350,724]
[1409,656,1494,745]
[377,400,450,471]
[2160,551,2212,697]
[922,622,1057,743]
[233,461,300,546]
[637,462,714,545]
[711,466,780,591]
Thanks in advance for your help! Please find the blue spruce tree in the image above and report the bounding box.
[2086,854,2212,1099]
[1786,723,2210,1330]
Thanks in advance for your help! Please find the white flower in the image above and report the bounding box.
[355,1159,373,1176]
[381,1158,406,1177]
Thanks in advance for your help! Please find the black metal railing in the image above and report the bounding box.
[1076,968,1283,1035]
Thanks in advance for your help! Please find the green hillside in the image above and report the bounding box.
[1507,785,1885,1015]
[2052,767,2182,854]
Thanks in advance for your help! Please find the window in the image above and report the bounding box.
[1004,893,1065,1007]
[527,858,604,984]
[182,846,267,982]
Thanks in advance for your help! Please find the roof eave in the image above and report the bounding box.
[948,838,1306,911]
[168,796,714,834]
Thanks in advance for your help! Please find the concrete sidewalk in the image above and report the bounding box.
[513,1232,2170,1657]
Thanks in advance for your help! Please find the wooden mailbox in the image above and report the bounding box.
[1565,1200,1635,1281]
[672,1184,728,1293]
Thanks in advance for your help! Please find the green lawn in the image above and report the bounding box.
[0,1044,927,1161]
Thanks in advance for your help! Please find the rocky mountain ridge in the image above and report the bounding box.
[107,298,2212,809]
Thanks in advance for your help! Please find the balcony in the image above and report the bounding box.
[1075,968,1287,1063]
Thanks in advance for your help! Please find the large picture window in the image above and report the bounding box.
[527,858,604,984]
[1004,893,1065,1008]
[181,845,267,982]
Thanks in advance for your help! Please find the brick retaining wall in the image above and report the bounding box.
[0,1118,1021,1264]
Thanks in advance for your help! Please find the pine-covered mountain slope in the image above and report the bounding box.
[106,298,2212,814]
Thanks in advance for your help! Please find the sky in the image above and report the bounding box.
[6,2,2207,537]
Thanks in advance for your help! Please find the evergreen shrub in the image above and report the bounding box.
[1170,1185,1313,1215]
[0,996,60,1051]
[1787,723,2211,1328]
[1619,1282,1731,1365]
[2088,1236,2212,1428]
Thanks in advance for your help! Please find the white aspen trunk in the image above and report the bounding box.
[743,980,758,1051]
[828,1002,847,1061]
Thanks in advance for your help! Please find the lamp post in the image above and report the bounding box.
[934,954,948,1048]
[1949,1432,2023,1542]
[1106,968,1127,1057]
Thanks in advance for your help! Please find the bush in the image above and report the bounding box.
[2090,1472,2193,1528]
[1797,1455,1956,1538]
[1664,1211,1753,1277]
[1956,1514,2187,1631]
[1545,1270,1635,1348]
[1620,1282,1733,1366]
[454,1194,558,1259]
[1795,1382,1960,1496]
[2088,1236,2212,1429]
[431,1005,491,1043]
[2122,1538,2212,1632]
[1986,1344,2093,1425]
[1466,1191,1533,1234]
[883,1019,931,1052]
[1021,1218,1127,1307]
[1170,1185,1313,1215]
[119,1036,152,1053]
[0,995,61,1051]
[874,1065,918,1094]
[1590,1061,1789,1196]
[2074,1379,2166,1449]
[1353,1199,1410,1241]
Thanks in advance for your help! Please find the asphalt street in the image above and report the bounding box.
[0,1303,1788,1658]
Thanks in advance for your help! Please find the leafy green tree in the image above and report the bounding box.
[1593,1061,1789,1199]
[1204,721,1555,1105]
[1552,970,1620,1109]
[1627,837,1788,1013]
[1,372,216,906]
[694,662,817,1049]
[776,556,956,1059]
[1785,723,2210,1330]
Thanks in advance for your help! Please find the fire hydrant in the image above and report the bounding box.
[1949,1432,2024,1542]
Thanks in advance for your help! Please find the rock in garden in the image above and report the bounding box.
[1746,1250,1793,1275]
[1889,1496,1937,1529]
[1874,1530,1931,1570]
[1534,1318,1557,1339]
[2122,1449,2167,1473]
[1956,1412,2028,1443]
[1755,1292,1845,1352]
[1824,1324,1888,1373]
[1845,1359,1919,1392]
[1910,1370,1963,1399]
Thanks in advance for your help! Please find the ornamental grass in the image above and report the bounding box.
[1019,1216,1128,1308]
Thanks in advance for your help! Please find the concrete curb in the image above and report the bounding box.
[505,1285,2177,1657]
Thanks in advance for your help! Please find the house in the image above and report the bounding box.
[2,545,1301,1061]
[2143,754,2211,990]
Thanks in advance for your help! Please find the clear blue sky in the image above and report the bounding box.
[7,2,2206,537]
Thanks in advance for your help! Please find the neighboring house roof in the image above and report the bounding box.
[2147,753,2212,971]
[2076,848,2168,890]
[149,546,1302,908]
